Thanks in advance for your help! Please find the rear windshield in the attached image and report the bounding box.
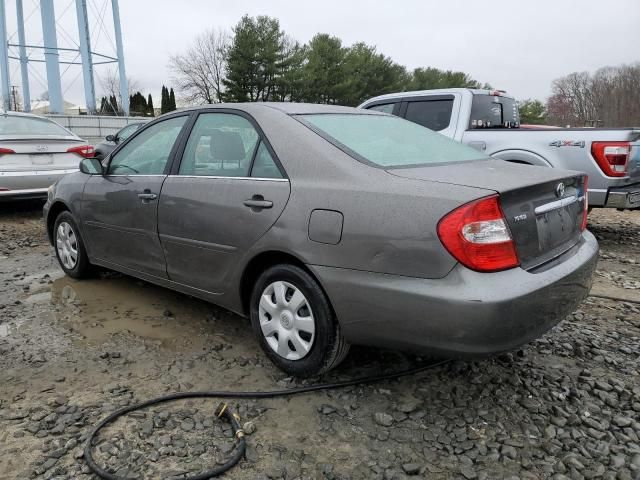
[0,115,73,136]
[469,94,520,129]
[299,113,487,168]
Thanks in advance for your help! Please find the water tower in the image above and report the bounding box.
[0,0,129,114]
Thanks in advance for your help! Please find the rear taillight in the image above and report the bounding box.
[437,195,519,273]
[591,142,630,177]
[581,176,589,231]
[0,147,15,155]
[67,145,95,158]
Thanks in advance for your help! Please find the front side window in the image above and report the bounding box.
[179,113,260,177]
[117,123,142,141]
[108,115,187,175]
[300,113,487,168]
[404,99,453,131]
[367,103,396,114]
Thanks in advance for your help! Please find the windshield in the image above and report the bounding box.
[299,113,488,168]
[0,115,73,136]
[469,94,520,129]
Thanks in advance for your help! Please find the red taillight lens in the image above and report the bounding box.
[591,142,630,177]
[581,176,589,231]
[0,147,15,155]
[437,195,520,272]
[67,145,95,158]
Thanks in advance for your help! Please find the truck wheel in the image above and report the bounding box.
[249,264,349,377]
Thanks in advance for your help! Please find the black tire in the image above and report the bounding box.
[53,211,92,279]
[249,264,349,377]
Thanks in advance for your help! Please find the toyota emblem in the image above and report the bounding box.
[555,182,565,198]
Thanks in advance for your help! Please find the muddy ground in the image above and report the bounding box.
[0,202,639,480]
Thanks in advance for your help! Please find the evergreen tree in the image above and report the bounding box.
[224,15,286,102]
[169,88,176,111]
[147,94,154,116]
[160,85,169,114]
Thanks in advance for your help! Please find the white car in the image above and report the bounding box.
[0,111,94,201]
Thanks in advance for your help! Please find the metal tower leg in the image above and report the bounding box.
[40,0,63,113]
[75,0,95,113]
[16,0,31,112]
[111,0,128,115]
[0,0,12,111]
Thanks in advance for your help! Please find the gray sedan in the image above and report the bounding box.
[0,111,93,200]
[43,103,598,377]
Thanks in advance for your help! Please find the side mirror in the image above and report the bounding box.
[105,134,116,142]
[79,157,104,175]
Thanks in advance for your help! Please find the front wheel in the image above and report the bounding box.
[249,264,349,377]
[53,211,92,279]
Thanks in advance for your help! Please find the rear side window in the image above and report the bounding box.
[469,94,520,129]
[367,103,396,114]
[251,141,283,179]
[0,115,72,136]
[179,113,259,177]
[300,113,487,168]
[404,100,453,131]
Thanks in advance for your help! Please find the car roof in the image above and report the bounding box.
[169,102,383,117]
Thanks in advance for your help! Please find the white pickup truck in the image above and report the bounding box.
[359,89,640,209]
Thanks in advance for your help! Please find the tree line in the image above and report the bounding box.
[98,84,177,116]
[545,64,640,127]
[169,15,490,107]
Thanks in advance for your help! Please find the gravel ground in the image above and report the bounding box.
[0,201,639,480]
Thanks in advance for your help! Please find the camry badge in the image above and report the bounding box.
[555,182,566,198]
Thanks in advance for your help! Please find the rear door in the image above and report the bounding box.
[81,114,190,278]
[158,110,290,293]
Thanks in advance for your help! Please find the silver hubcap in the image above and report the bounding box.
[56,222,78,270]
[258,281,315,361]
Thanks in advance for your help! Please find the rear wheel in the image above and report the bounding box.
[250,264,349,377]
[53,211,92,279]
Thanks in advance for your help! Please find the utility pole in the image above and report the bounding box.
[11,85,18,110]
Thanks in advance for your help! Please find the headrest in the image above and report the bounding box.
[209,130,245,161]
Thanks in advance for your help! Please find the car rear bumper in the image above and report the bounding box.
[310,230,598,356]
[0,168,77,201]
[604,183,640,209]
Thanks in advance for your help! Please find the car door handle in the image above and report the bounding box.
[243,196,273,209]
[138,192,157,201]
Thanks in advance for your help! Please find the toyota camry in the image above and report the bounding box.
[44,103,598,377]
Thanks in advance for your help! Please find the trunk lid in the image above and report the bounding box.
[0,138,85,172]
[388,159,587,269]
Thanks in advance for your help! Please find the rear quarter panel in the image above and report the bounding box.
[461,129,640,206]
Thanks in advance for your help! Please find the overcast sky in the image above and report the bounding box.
[4,0,640,107]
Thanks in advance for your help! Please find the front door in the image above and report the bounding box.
[81,115,189,278]
[158,111,291,293]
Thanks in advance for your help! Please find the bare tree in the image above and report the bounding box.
[98,68,140,108]
[169,28,230,104]
[547,64,640,127]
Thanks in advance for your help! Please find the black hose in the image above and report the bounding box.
[84,358,450,479]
